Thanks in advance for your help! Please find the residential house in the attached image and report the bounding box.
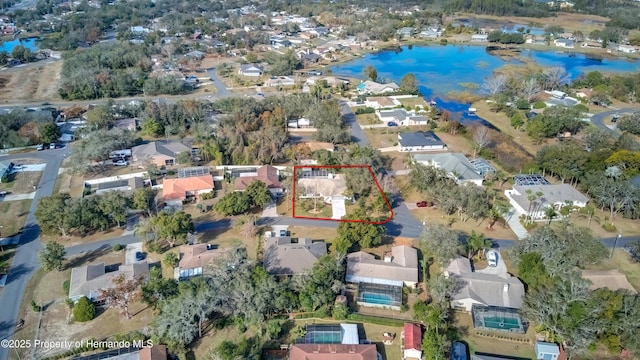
[581,270,637,294]
[302,53,322,66]
[94,177,145,195]
[397,132,446,152]
[87,345,168,360]
[289,344,378,360]
[471,34,489,42]
[130,26,150,34]
[618,44,640,54]
[0,161,14,183]
[559,0,575,8]
[263,236,327,275]
[581,41,601,49]
[184,50,205,60]
[69,262,149,302]
[346,246,419,288]
[112,118,139,132]
[402,323,422,360]
[287,117,313,128]
[234,165,282,196]
[131,140,192,167]
[265,76,295,87]
[297,170,347,204]
[377,109,429,126]
[174,244,226,280]
[238,63,264,77]
[310,27,329,37]
[419,30,441,39]
[356,80,399,95]
[535,342,560,360]
[504,183,589,220]
[411,153,484,186]
[162,174,214,206]
[554,39,575,48]
[526,36,546,45]
[445,257,525,312]
[365,96,401,109]
[397,27,416,38]
[575,88,592,99]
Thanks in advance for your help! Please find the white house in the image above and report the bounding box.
[535,342,560,360]
[365,96,401,109]
[471,34,488,42]
[618,44,640,54]
[397,132,446,152]
[238,63,264,77]
[356,80,399,95]
[411,153,484,186]
[504,184,589,220]
[265,76,295,87]
[346,246,419,288]
[554,39,575,48]
[376,108,429,126]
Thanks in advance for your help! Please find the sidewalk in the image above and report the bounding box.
[505,209,529,240]
[1,192,36,201]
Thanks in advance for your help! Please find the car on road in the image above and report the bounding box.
[114,160,128,166]
[135,251,145,261]
[611,113,620,123]
[387,121,398,127]
[36,144,44,151]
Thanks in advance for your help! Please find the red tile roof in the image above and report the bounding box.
[289,344,378,360]
[404,323,422,351]
[162,175,213,200]
[234,165,281,191]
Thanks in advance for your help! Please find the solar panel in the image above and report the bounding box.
[513,174,550,186]
[178,167,210,178]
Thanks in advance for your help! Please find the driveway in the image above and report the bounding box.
[206,67,230,96]
[125,242,144,264]
[331,196,346,220]
[475,251,509,278]
[0,193,36,201]
[262,201,278,217]
[378,146,398,153]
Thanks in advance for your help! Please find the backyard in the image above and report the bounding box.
[0,199,31,237]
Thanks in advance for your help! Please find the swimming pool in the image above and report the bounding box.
[483,316,521,330]
[360,292,395,306]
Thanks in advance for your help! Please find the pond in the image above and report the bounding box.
[0,38,39,54]
[331,45,640,123]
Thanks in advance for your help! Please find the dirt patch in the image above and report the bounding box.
[0,60,63,104]
[434,131,475,156]
[458,12,610,34]
[412,206,517,240]
[585,249,640,293]
[0,171,42,194]
[0,199,31,237]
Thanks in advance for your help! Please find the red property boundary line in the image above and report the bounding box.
[292,165,394,225]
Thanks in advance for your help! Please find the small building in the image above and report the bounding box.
[397,132,446,152]
[471,34,488,42]
[411,153,484,186]
[554,39,575,48]
[356,80,399,95]
[234,165,282,196]
[174,244,226,280]
[238,63,264,77]
[69,262,149,302]
[347,245,419,288]
[402,323,422,360]
[263,237,327,276]
[131,140,192,167]
[265,76,295,87]
[535,341,560,360]
[505,183,589,220]
[397,27,416,37]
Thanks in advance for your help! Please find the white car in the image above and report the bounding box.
[36,144,44,151]
[114,160,128,166]
[487,250,498,267]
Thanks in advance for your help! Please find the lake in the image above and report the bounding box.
[330,45,640,123]
[0,38,39,54]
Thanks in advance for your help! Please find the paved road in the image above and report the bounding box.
[340,100,423,238]
[0,148,67,359]
[206,68,230,96]
[590,108,639,138]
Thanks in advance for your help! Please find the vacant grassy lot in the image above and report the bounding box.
[356,113,382,125]
[0,199,31,237]
[585,249,640,292]
[397,96,429,109]
[0,245,17,275]
[53,170,85,198]
[0,171,42,194]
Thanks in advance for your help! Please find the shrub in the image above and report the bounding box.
[332,303,349,320]
[31,300,41,312]
[163,252,179,267]
[510,113,524,129]
[146,241,161,254]
[266,320,282,339]
[64,298,74,309]
[200,191,216,200]
[574,104,589,113]
[355,107,375,115]
[602,223,617,232]
[440,38,448,45]
[533,101,546,109]
[112,244,123,252]
[515,98,530,110]
[63,280,70,294]
[73,296,96,322]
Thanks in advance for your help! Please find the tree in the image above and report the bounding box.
[518,252,551,290]
[544,67,570,90]
[521,77,541,103]
[400,73,418,94]
[35,193,74,237]
[544,206,557,224]
[142,267,178,309]
[418,223,462,267]
[98,273,144,319]
[141,118,163,137]
[163,252,179,267]
[481,74,507,97]
[364,65,377,82]
[73,296,97,322]
[471,125,493,158]
[214,191,251,216]
[98,191,130,227]
[39,241,66,272]
[85,104,114,129]
[151,211,194,247]
[132,187,156,216]
[240,216,258,239]
[298,253,345,311]
[39,122,61,144]
[332,303,349,320]
[465,231,492,259]
[245,180,273,208]
[335,208,384,251]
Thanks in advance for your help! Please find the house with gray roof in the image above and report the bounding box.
[131,140,192,167]
[69,262,149,302]
[445,257,525,312]
[263,237,327,275]
[397,132,446,152]
[411,153,484,186]
[346,245,419,287]
[505,183,589,220]
[356,80,399,95]
[397,27,416,38]
[238,63,264,77]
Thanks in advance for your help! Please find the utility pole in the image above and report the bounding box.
[611,233,621,259]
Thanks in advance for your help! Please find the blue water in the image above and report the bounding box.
[361,292,395,305]
[331,45,640,124]
[0,38,39,53]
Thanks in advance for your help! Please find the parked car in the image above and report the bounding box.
[611,113,620,123]
[279,230,287,237]
[0,191,9,197]
[387,121,398,127]
[135,251,145,261]
[36,144,44,151]
[416,201,433,208]
[114,160,128,166]
[487,250,498,267]
[49,143,56,149]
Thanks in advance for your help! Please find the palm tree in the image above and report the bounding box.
[487,203,508,229]
[578,204,600,227]
[544,207,557,224]
[466,231,492,259]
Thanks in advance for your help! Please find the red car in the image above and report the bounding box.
[416,201,428,208]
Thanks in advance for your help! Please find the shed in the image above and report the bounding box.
[535,341,560,360]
